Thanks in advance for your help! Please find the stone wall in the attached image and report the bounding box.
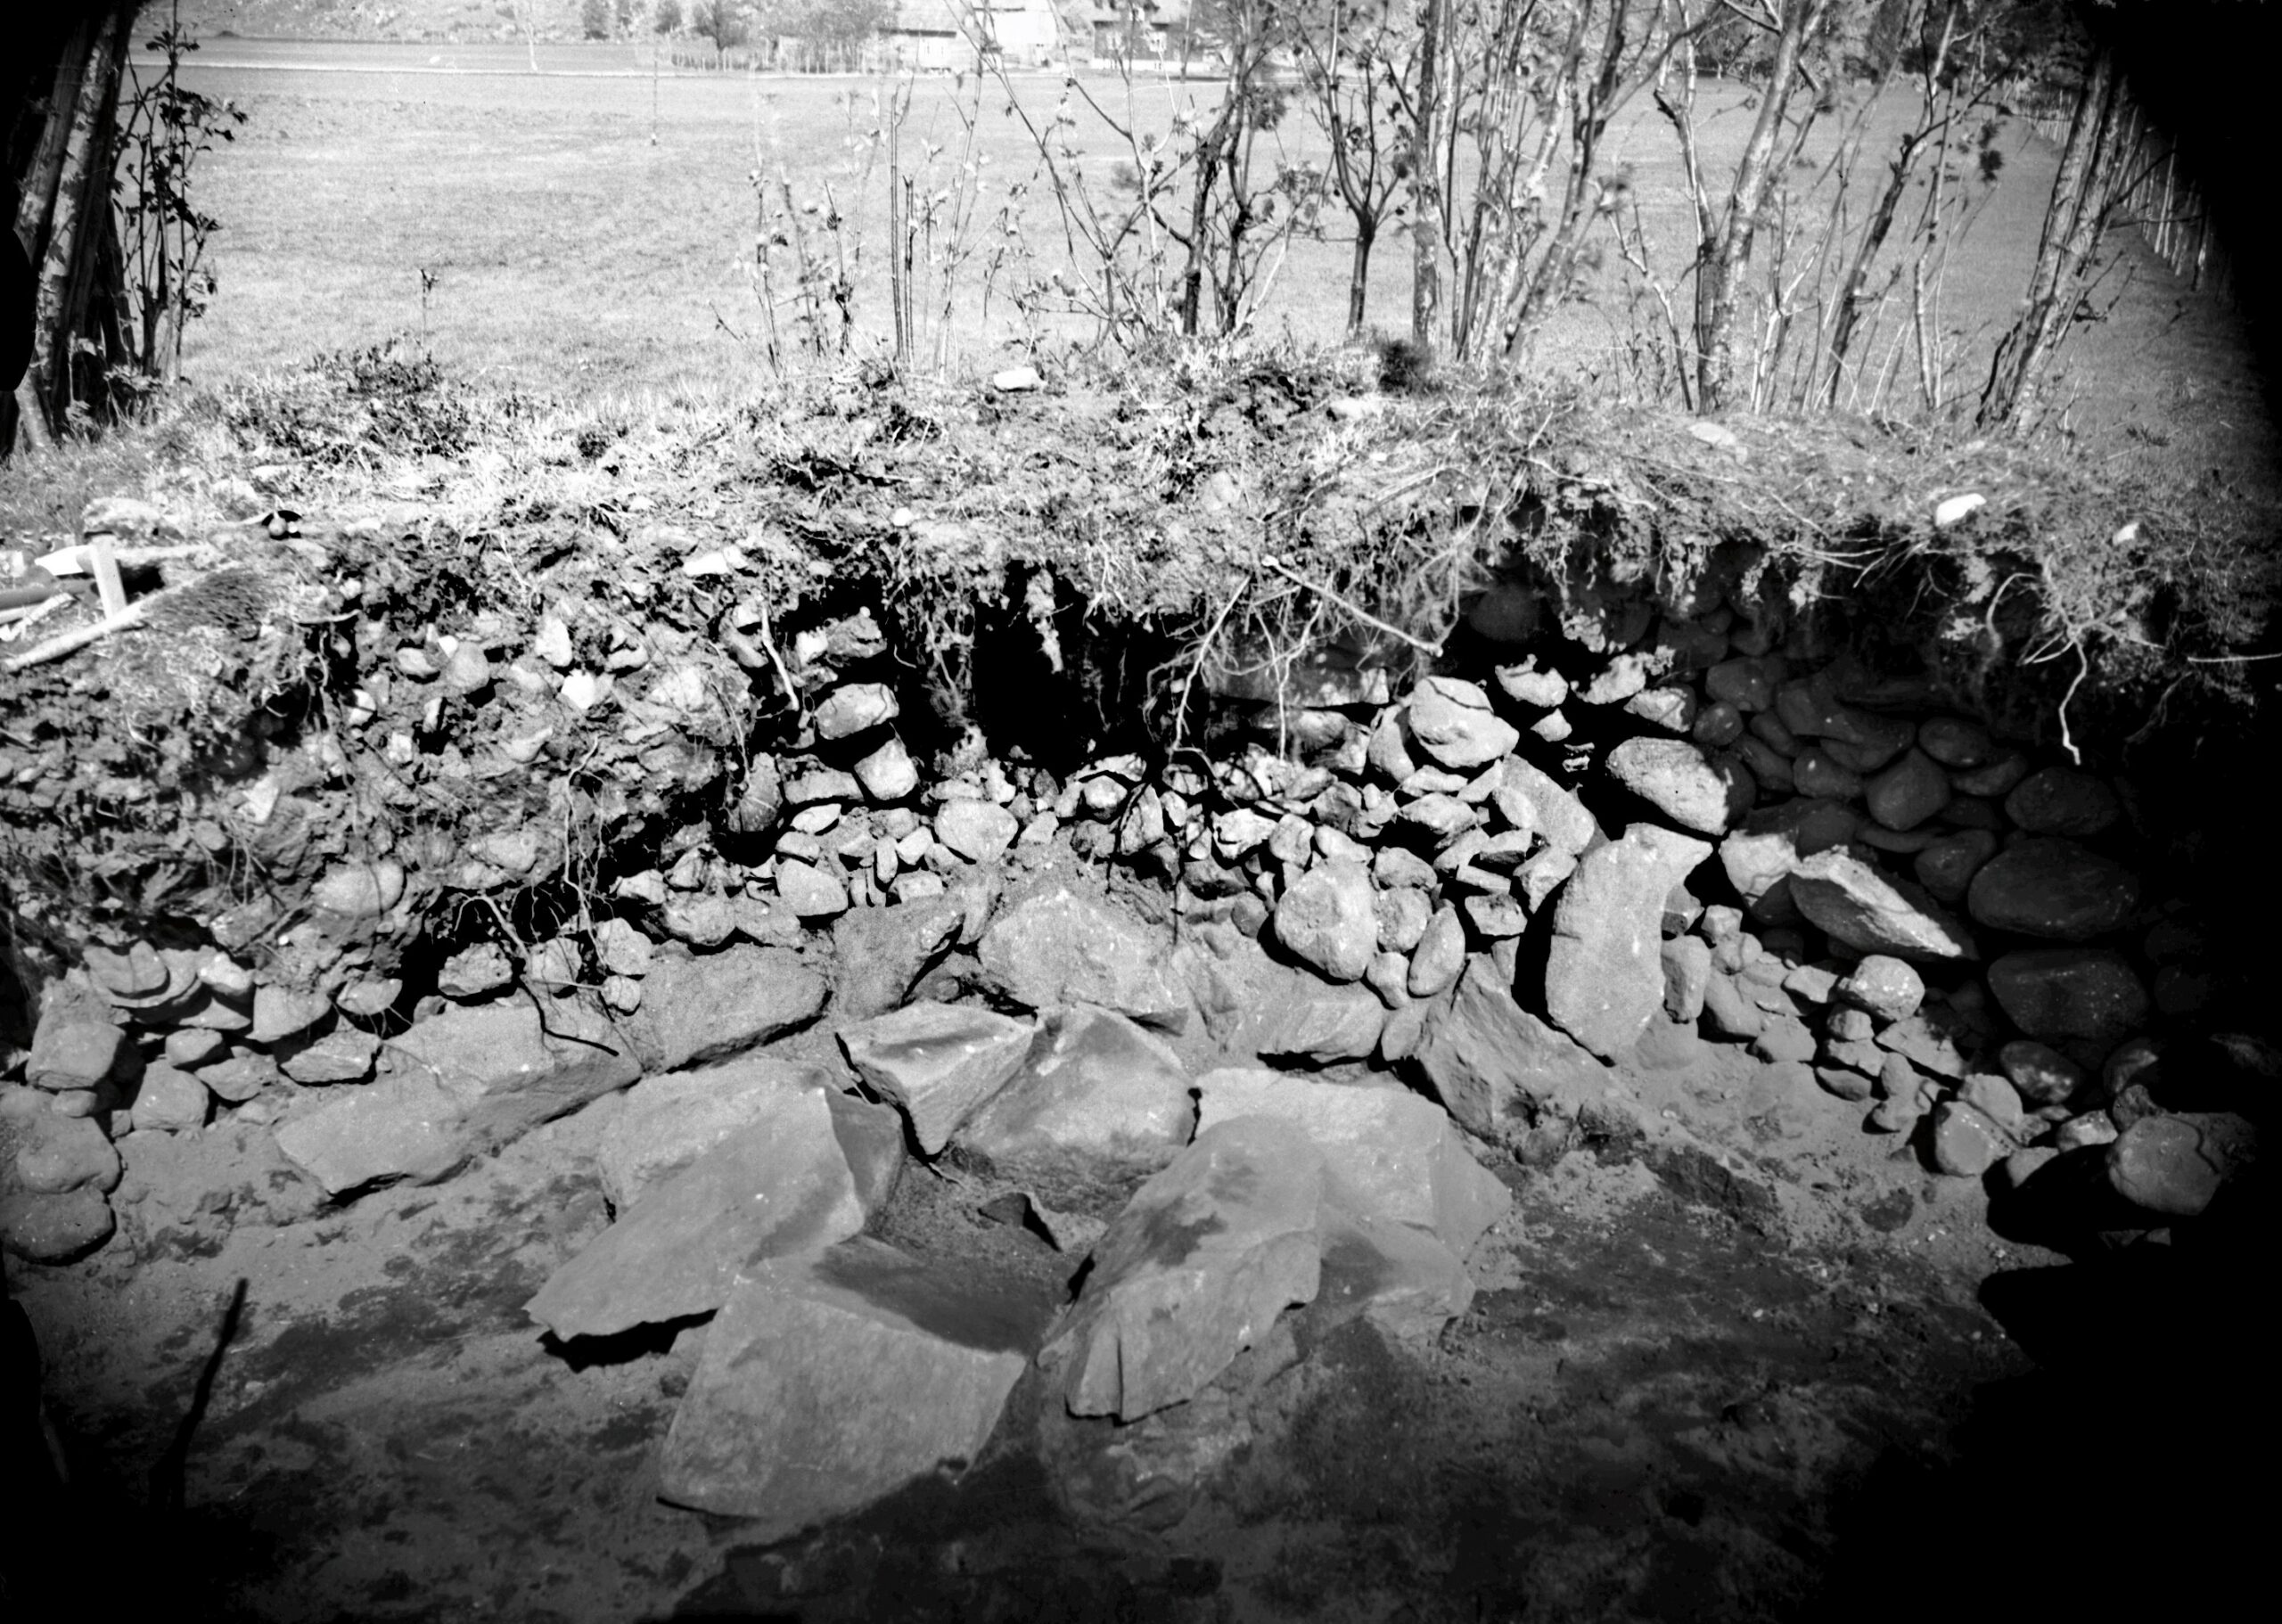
[4,533,2262,1268]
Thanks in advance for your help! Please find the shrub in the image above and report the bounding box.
[222,341,476,466]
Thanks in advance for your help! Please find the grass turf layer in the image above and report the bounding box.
[1,343,2274,975]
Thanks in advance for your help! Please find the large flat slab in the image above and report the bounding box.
[657,1237,1057,1531]
[838,1000,1035,1154]
[524,1080,874,1340]
[955,1005,1194,1212]
[1194,1068,1509,1260]
[1044,1115,1325,1422]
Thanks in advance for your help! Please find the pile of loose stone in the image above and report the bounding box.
[3,570,2267,1539]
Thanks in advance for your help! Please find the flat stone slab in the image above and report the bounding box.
[599,1056,850,1210]
[838,1000,1035,1154]
[277,1029,379,1084]
[273,1070,472,1194]
[382,998,643,1157]
[658,1237,1055,1531]
[977,883,1190,1030]
[524,1080,876,1341]
[1245,979,1388,1065]
[1414,957,1611,1142]
[954,1005,1195,1211]
[1045,1115,1325,1422]
[1194,1068,1509,1260]
[625,945,828,1073]
[1544,824,1712,1060]
[1312,1202,1476,1346]
[1788,849,1978,961]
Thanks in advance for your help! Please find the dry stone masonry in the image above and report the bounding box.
[1,480,2268,1549]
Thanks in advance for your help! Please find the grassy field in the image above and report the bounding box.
[139,39,2265,479]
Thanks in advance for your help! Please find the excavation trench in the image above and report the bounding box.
[0,372,2271,1621]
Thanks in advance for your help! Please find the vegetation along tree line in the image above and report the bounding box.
[966,0,2162,423]
[0,0,2243,452]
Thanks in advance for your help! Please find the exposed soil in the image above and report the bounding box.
[4,341,2272,1624]
[21,1018,2255,1624]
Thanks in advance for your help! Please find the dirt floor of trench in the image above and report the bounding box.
[19,1013,2262,1624]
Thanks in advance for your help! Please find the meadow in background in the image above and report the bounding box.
[164,36,2265,482]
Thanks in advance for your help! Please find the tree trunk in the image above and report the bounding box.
[1409,0,1444,349]
[14,16,101,256]
[1977,37,2122,430]
[1694,0,1822,412]
[1823,129,1924,406]
[1348,221,1375,336]
[1179,131,1216,336]
[21,4,130,442]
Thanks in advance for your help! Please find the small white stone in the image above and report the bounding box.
[1933,493,1986,528]
[559,670,610,712]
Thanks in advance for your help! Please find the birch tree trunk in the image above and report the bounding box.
[1409,0,1445,349]
[1693,0,1824,413]
[14,4,132,448]
[1976,38,2123,431]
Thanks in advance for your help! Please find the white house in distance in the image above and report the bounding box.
[888,0,1065,70]
[1087,0,1205,63]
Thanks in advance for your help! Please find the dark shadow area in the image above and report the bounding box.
[1817,1177,2272,1621]
[543,1311,712,1372]
[2102,0,2282,419]
[3,1271,275,1618]
[151,1275,247,1517]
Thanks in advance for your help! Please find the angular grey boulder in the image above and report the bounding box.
[658,1237,1056,1530]
[1312,1203,1478,1346]
[1495,757,1600,857]
[1788,849,1978,961]
[954,1005,1194,1212]
[1543,824,1713,1059]
[1413,958,1610,1142]
[829,899,963,1021]
[1403,676,1519,768]
[1245,980,1388,1065]
[523,1079,894,1341]
[977,883,1190,1029]
[1193,1068,1509,1260]
[276,993,653,1195]
[386,997,642,1152]
[272,1069,470,1194]
[1044,1115,1325,1422]
[625,945,829,1073]
[1718,798,1861,915]
[1605,738,1750,834]
[838,1000,1035,1154]
[598,1056,841,1210]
